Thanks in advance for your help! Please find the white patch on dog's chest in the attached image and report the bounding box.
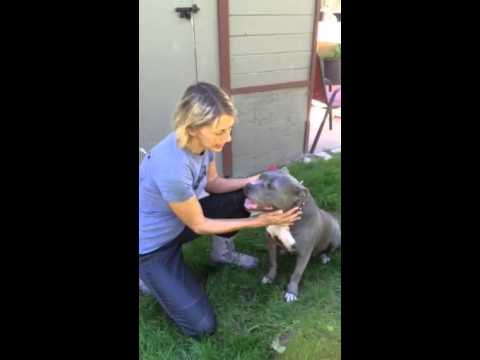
[266,225,296,251]
[250,211,297,251]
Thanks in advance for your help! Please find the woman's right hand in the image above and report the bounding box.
[256,207,302,227]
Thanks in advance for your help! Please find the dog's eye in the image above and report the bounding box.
[267,182,275,190]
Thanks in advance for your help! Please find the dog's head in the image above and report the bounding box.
[244,167,308,213]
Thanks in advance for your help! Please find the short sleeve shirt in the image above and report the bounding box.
[139,132,214,254]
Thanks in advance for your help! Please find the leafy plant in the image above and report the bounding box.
[324,43,341,61]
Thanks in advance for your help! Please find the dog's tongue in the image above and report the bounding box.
[244,198,258,211]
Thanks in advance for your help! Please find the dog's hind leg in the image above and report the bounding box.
[320,219,341,264]
[285,249,313,303]
[262,233,278,284]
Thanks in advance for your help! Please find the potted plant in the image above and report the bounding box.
[323,43,341,84]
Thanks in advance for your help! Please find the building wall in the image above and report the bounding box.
[229,0,314,89]
[227,0,316,176]
[139,0,223,173]
[139,0,317,176]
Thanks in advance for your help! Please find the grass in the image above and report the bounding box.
[139,154,341,360]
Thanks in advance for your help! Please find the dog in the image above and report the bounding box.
[244,167,341,303]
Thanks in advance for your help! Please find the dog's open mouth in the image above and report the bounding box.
[244,198,274,212]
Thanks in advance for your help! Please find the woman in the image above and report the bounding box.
[139,82,301,339]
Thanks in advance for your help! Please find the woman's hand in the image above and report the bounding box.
[256,207,302,227]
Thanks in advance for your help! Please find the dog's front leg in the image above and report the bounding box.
[284,251,313,303]
[262,232,278,284]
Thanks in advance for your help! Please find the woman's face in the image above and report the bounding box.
[190,114,235,153]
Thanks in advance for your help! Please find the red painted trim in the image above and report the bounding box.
[304,0,321,153]
[218,0,233,177]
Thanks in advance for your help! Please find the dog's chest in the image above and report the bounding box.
[250,212,295,248]
[266,225,289,238]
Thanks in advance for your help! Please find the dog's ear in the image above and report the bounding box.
[295,183,309,200]
[280,166,290,175]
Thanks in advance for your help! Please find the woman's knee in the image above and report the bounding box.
[188,311,217,339]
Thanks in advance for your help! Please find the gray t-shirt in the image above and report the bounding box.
[139,132,214,254]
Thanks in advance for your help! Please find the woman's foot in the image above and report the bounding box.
[210,235,258,269]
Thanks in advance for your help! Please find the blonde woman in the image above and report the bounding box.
[139,82,301,339]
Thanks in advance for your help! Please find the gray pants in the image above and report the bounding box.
[139,190,249,339]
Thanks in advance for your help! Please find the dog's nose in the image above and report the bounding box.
[290,244,297,252]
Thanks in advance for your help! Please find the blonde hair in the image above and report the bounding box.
[173,82,237,148]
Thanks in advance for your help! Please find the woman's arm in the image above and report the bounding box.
[168,195,301,235]
[205,161,259,194]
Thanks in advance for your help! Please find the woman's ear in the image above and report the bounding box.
[187,126,198,137]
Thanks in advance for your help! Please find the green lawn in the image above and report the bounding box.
[140,155,341,360]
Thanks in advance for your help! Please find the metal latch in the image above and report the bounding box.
[174,4,200,20]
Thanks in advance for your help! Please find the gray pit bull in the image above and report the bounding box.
[244,167,341,303]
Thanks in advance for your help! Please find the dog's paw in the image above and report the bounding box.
[320,254,331,264]
[284,292,298,303]
[261,276,273,284]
